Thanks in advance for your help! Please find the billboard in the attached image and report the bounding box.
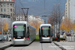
[0,0,15,2]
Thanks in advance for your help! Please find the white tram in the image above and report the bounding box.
[12,21,36,45]
[39,24,53,43]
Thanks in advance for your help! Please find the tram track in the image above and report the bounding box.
[41,43,43,50]
[53,42,66,50]
[50,42,57,50]
[40,42,62,50]
[5,42,62,50]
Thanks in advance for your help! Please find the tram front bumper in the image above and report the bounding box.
[13,39,29,45]
[41,37,51,42]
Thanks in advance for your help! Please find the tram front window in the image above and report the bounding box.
[41,26,50,37]
[13,24,26,39]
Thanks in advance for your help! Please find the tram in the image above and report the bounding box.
[12,21,36,45]
[39,24,53,43]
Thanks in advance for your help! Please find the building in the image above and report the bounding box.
[0,0,15,18]
[16,15,25,21]
[65,0,70,18]
[0,14,12,34]
[65,0,75,22]
[35,16,44,24]
[16,15,44,24]
[0,14,10,18]
[70,0,75,22]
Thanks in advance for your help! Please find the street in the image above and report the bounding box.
[5,42,61,50]
[0,0,75,50]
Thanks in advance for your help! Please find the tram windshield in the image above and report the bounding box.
[41,26,50,37]
[13,24,26,39]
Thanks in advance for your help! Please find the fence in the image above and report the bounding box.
[66,36,75,42]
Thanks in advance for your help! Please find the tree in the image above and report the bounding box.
[30,20,42,31]
[60,17,73,31]
[48,3,63,32]
[48,15,55,27]
[3,22,9,32]
[2,19,9,32]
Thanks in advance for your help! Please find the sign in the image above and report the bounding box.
[71,29,73,31]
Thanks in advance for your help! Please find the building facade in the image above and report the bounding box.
[16,15,44,24]
[0,0,15,18]
[65,0,75,22]
[16,15,25,21]
[70,0,75,22]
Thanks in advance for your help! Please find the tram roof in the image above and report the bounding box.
[40,24,51,28]
[12,21,27,25]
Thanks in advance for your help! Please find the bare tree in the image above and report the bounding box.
[48,3,63,32]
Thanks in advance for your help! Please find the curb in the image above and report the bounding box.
[0,44,12,50]
[53,42,66,50]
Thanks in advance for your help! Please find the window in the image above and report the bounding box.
[0,15,3,18]
[1,4,2,7]
[1,8,3,12]
[13,24,26,39]
[4,3,6,7]
[7,3,9,7]
[27,27,30,38]
[41,26,50,37]
[4,8,6,12]
[10,9,12,12]
[11,13,12,16]
[10,4,12,6]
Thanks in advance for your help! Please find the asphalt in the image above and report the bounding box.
[5,42,61,50]
[0,41,12,50]
[1,41,75,50]
[54,41,75,50]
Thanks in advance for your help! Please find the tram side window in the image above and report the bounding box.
[27,27,30,38]
[39,28,41,37]
[50,28,52,37]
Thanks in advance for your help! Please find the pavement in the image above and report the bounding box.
[1,41,75,50]
[54,41,75,50]
[0,41,12,50]
[5,42,61,50]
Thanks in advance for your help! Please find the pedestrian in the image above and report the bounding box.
[63,32,66,41]
[57,32,60,42]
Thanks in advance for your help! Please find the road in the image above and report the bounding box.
[5,42,61,50]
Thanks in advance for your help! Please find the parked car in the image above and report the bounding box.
[0,34,12,41]
[3,34,11,41]
[3,35,7,41]
[66,33,71,36]
[0,35,4,41]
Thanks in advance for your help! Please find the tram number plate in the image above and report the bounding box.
[42,37,50,39]
[18,37,21,38]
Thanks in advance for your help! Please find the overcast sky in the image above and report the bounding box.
[15,0,66,16]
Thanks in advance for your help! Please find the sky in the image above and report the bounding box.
[15,0,67,16]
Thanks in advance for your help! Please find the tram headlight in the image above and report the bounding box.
[12,38,15,40]
[14,38,15,39]
[23,37,25,39]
